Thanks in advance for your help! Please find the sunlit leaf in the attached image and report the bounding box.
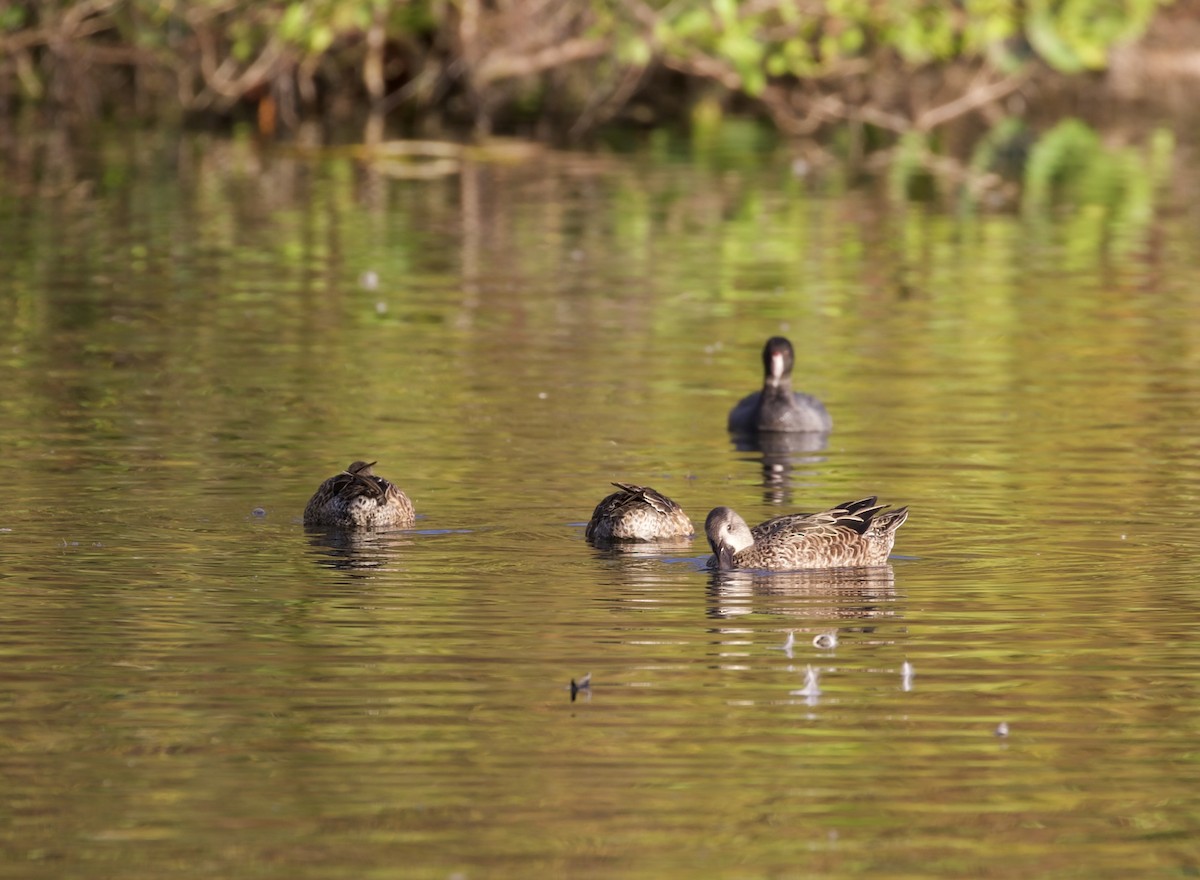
[279,3,309,43]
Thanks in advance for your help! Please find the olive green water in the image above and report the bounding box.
[2,124,1200,879]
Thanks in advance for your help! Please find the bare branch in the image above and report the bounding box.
[475,37,612,85]
[915,66,1032,132]
[660,53,744,92]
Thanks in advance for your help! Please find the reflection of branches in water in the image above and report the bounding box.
[864,145,1020,203]
[730,431,829,506]
[706,564,899,621]
[305,527,414,579]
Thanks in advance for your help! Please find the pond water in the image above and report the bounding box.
[3,122,1200,878]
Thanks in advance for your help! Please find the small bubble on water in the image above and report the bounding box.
[813,632,838,650]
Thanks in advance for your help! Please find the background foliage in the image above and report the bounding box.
[0,0,1177,139]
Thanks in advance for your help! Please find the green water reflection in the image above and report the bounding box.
[1,122,1200,878]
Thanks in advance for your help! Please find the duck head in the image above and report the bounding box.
[762,336,795,388]
[705,506,756,569]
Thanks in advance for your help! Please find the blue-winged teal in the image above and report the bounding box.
[706,497,907,570]
[304,460,415,529]
[585,482,694,543]
[727,336,832,434]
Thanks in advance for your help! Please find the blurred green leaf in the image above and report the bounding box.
[0,5,28,30]
[279,3,309,44]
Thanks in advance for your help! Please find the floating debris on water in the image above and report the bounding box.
[995,721,1009,737]
[252,507,267,517]
[901,660,914,692]
[812,632,838,650]
[570,672,592,702]
[359,270,379,290]
[790,665,822,703]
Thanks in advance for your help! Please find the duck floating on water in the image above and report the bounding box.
[304,460,415,529]
[706,496,907,571]
[727,336,833,434]
[585,482,694,543]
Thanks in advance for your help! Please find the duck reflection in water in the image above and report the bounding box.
[727,338,832,505]
[584,482,695,552]
[706,562,899,621]
[705,561,902,705]
[305,525,414,577]
[732,430,830,506]
[708,565,904,706]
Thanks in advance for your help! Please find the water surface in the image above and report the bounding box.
[2,125,1200,878]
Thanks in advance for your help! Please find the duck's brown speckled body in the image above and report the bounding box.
[585,482,694,543]
[304,461,415,529]
[706,497,907,571]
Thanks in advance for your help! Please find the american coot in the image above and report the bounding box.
[727,336,833,434]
